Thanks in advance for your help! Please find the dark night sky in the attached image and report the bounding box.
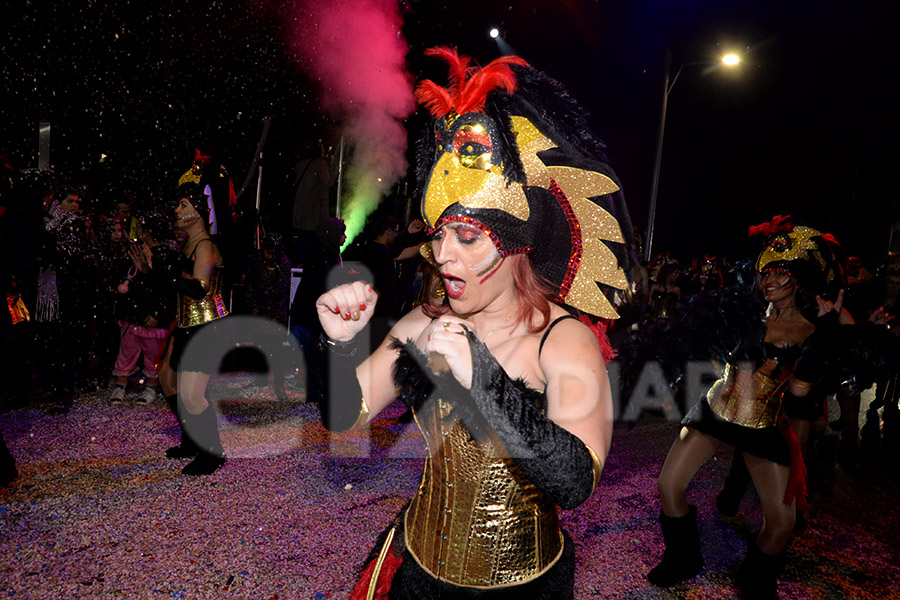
[3,0,897,266]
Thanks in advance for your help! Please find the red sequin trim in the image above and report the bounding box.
[431,215,533,257]
[548,180,582,301]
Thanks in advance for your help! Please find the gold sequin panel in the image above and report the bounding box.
[176,268,229,328]
[405,397,563,589]
[706,363,789,429]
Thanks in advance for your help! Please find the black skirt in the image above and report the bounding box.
[168,317,233,374]
[682,398,791,466]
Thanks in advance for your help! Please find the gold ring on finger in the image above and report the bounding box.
[442,321,451,331]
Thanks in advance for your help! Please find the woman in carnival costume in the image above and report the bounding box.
[314,48,634,598]
[648,219,847,597]
[131,182,229,476]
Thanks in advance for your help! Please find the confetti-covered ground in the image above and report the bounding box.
[1,377,899,599]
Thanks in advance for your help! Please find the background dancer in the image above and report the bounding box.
[132,183,229,476]
[648,223,845,597]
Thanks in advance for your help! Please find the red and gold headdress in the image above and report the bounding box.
[178,149,212,187]
[415,48,634,319]
[751,217,844,292]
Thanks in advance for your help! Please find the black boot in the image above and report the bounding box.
[181,404,226,476]
[164,394,198,459]
[647,505,704,586]
[860,407,882,452]
[736,544,783,599]
[0,431,17,488]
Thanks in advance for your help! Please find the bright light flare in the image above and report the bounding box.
[721,53,740,67]
[489,27,500,39]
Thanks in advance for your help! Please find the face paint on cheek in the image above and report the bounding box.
[477,256,506,284]
[471,250,500,272]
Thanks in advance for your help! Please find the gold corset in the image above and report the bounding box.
[404,396,563,589]
[706,362,790,428]
[176,268,229,328]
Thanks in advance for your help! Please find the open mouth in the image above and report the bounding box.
[443,274,466,299]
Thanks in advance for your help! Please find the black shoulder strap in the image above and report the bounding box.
[188,237,217,260]
[539,314,579,357]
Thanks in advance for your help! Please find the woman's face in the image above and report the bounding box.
[110,220,124,242]
[759,267,797,304]
[431,221,511,314]
[174,197,200,230]
[885,275,900,298]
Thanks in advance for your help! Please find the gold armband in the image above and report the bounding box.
[587,445,604,493]
[351,397,371,429]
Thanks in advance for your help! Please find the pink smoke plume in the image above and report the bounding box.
[285,0,415,244]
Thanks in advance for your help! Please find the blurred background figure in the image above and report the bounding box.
[291,138,337,267]
[289,217,346,402]
[108,211,178,405]
[35,184,89,414]
[648,260,682,323]
[244,232,292,400]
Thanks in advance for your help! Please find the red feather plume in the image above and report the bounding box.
[424,46,473,94]
[414,81,454,119]
[415,47,529,118]
[748,214,795,238]
[192,149,212,167]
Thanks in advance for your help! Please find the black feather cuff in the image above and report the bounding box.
[147,264,207,300]
[389,339,486,434]
[389,336,597,509]
[466,332,596,510]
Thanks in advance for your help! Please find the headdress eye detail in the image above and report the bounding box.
[452,123,494,171]
[770,234,792,253]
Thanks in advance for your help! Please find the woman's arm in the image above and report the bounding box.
[314,282,429,429]
[190,241,218,290]
[540,318,613,467]
[356,307,432,420]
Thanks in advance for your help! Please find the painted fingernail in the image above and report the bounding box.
[331,306,340,314]
[344,312,352,320]
[360,302,367,310]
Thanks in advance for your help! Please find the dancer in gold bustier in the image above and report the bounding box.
[132,182,228,476]
[311,48,633,598]
[648,222,845,598]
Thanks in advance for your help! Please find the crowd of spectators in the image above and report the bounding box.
[2,152,899,492]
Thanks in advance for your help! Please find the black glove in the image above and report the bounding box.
[171,277,207,300]
[147,264,207,300]
[466,332,597,510]
[313,333,367,432]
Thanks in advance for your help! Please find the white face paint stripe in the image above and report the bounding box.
[470,247,501,272]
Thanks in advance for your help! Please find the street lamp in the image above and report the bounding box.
[643,50,741,263]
